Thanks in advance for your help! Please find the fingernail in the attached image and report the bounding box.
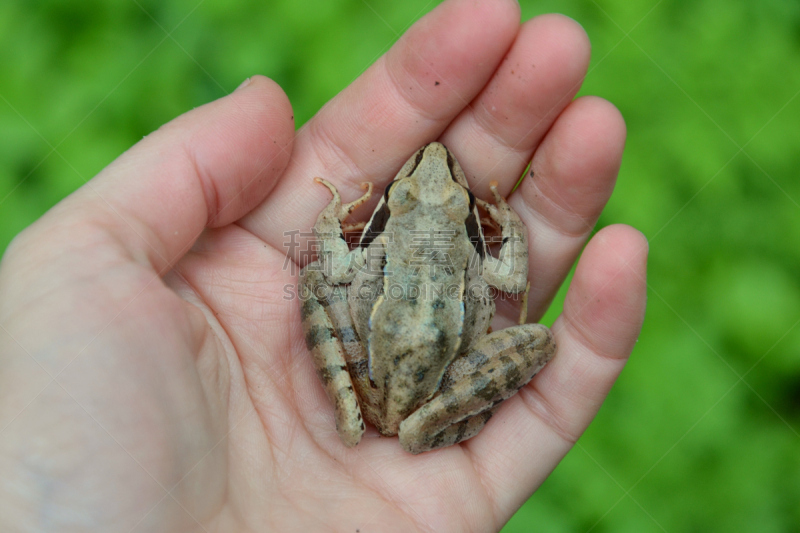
[235,77,252,91]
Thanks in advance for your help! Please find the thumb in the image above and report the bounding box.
[8,75,294,276]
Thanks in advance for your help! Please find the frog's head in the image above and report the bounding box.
[384,142,474,220]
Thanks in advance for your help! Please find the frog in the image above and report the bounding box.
[299,142,556,454]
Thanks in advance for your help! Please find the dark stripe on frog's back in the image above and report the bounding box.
[465,209,485,259]
[445,149,456,181]
[409,147,425,176]
[359,198,391,249]
[358,146,426,250]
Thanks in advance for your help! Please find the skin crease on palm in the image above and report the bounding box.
[0,1,647,532]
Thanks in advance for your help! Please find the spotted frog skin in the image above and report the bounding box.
[299,142,556,454]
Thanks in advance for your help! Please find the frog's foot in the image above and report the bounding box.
[314,178,373,222]
[474,181,507,221]
[341,181,373,217]
[398,323,555,454]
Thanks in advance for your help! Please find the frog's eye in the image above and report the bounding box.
[383,179,398,201]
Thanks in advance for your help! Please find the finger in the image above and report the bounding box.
[239,0,522,253]
[12,76,294,275]
[440,14,591,198]
[464,224,648,523]
[493,96,627,324]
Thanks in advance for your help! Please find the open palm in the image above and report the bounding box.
[0,1,647,531]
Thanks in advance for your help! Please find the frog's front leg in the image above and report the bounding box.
[398,323,556,454]
[312,178,372,284]
[477,181,528,293]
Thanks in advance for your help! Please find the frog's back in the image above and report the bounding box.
[365,210,473,432]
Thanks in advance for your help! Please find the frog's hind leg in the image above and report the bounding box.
[300,267,365,447]
[398,324,556,454]
[402,403,502,455]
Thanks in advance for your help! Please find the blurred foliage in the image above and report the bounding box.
[1,0,799,530]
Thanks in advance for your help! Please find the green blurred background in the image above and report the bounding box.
[2,0,799,530]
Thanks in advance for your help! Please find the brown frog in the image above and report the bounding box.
[299,142,555,454]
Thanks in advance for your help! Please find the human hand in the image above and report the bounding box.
[0,1,646,531]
